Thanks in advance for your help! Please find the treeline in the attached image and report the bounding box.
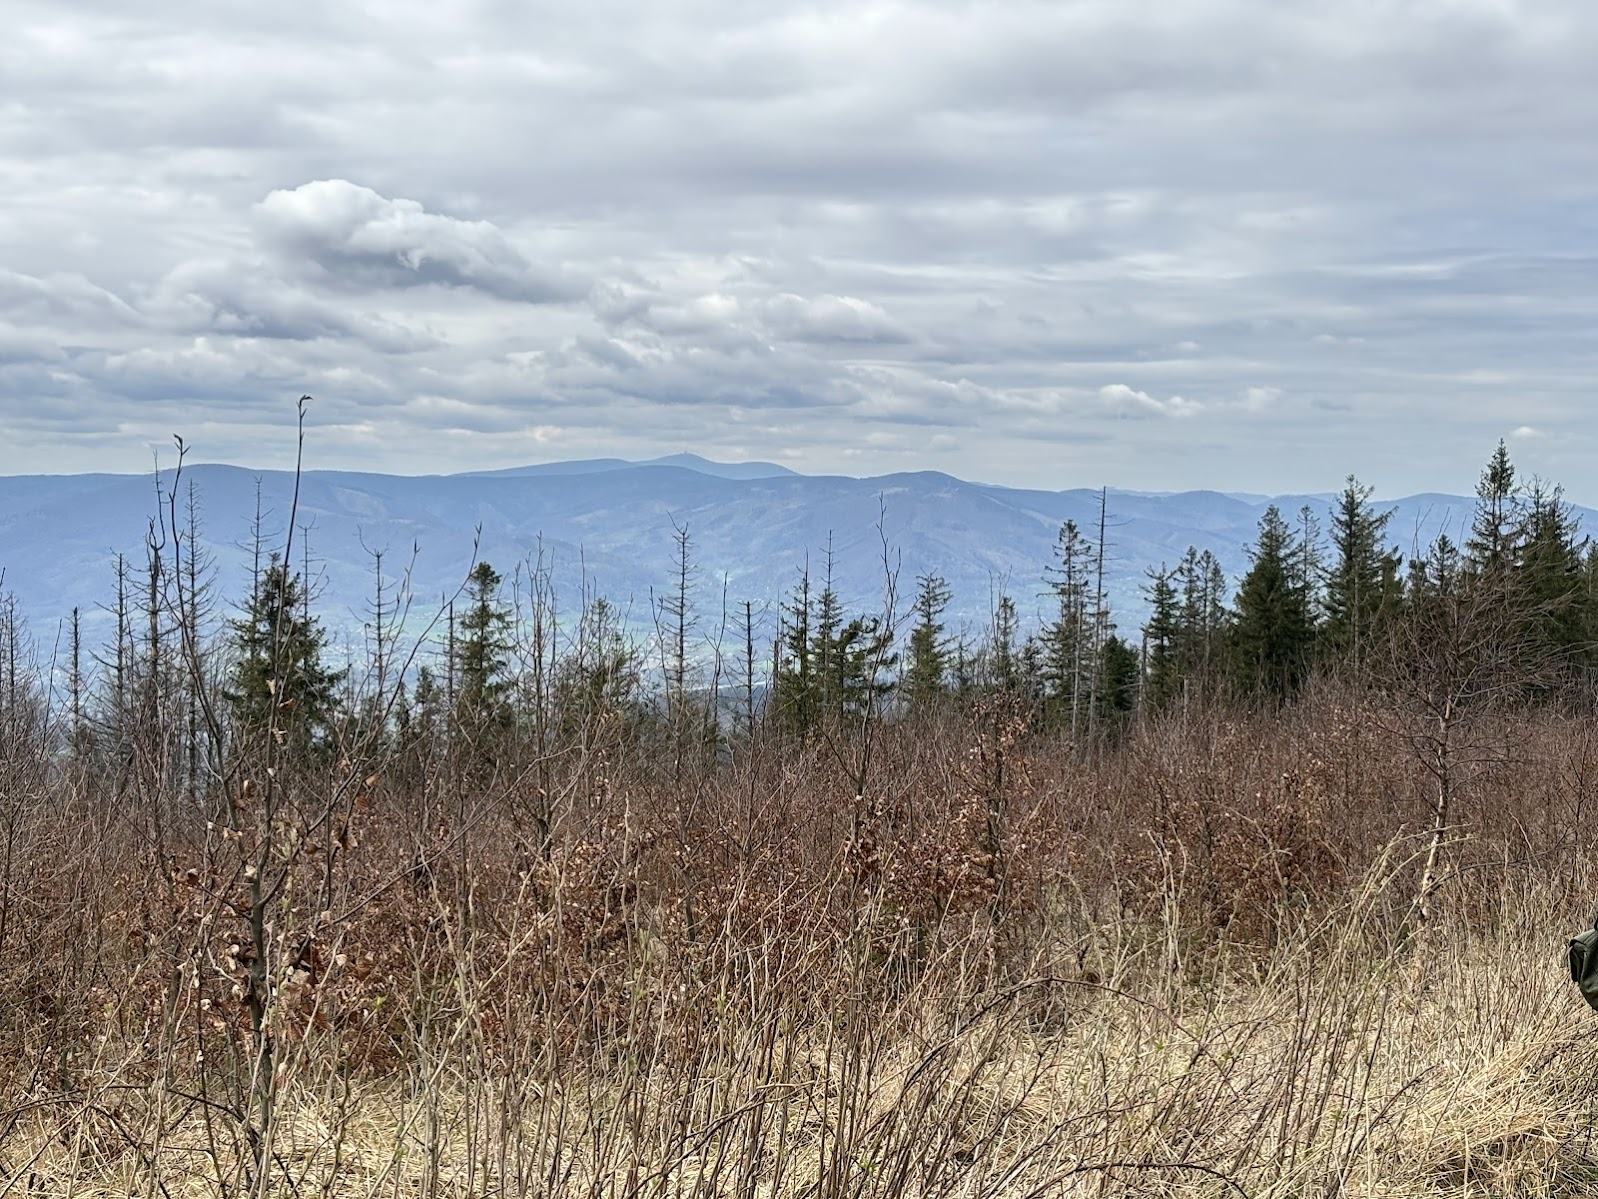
[5,439,1595,786]
[770,440,1598,740]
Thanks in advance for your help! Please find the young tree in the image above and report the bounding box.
[1520,479,1591,679]
[773,556,899,733]
[813,551,846,719]
[557,597,640,725]
[902,573,952,711]
[1090,487,1113,724]
[1231,506,1314,700]
[1043,520,1096,732]
[1323,476,1399,675]
[737,598,760,737]
[1095,634,1141,721]
[1408,533,1463,605]
[831,614,898,722]
[1174,548,1230,694]
[396,663,447,786]
[455,560,512,739]
[989,593,1022,696]
[772,567,818,736]
[1295,503,1326,633]
[224,555,343,752]
[655,520,697,721]
[1141,565,1182,711]
[1378,539,1554,951]
[1466,439,1524,574]
[171,478,218,802]
[554,594,642,764]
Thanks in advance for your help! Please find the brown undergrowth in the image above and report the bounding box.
[2,689,1598,1196]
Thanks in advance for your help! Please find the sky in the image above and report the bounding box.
[4,0,1598,499]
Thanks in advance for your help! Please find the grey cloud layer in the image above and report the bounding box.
[2,0,1597,494]
[255,181,586,302]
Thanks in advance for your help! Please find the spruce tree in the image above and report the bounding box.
[1520,479,1591,676]
[773,569,817,735]
[1231,506,1314,699]
[225,555,343,751]
[1043,520,1095,731]
[1018,634,1048,709]
[903,573,952,711]
[455,561,512,738]
[773,561,897,733]
[832,614,898,721]
[1175,547,1230,696]
[1296,504,1326,610]
[1323,476,1398,674]
[1141,565,1182,710]
[989,593,1021,695]
[1095,634,1141,720]
[555,596,642,743]
[1585,541,1598,660]
[813,574,845,718]
[1409,533,1463,602]
[1466,440,1524,574]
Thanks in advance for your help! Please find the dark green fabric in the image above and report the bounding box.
[1570,920,1598,1012]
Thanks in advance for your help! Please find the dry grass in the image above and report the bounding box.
[3,691,1598,1197]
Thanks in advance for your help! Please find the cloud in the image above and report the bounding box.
[757,294,911,344]
[145,259,440,352]
[1099,384,1204,419]
[0,269,140,328]
[3,0,1598,495]
[255,180,584,302]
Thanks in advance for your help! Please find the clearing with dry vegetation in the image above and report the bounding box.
[4,695,1598,1198]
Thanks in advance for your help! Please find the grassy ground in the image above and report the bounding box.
[5,700,1598,1196]
[7,867,1598,1196]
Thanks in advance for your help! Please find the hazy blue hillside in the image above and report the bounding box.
[460,453,799,481]
[0,458,1569,658]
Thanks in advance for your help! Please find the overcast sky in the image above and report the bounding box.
[4,0,1597,498]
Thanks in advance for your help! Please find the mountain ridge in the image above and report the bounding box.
[0,457,1575,652]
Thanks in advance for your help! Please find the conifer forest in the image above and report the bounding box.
[3,428,1598,1197]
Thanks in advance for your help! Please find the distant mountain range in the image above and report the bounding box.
[459,452,800,482]
[0,455,1577,659]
